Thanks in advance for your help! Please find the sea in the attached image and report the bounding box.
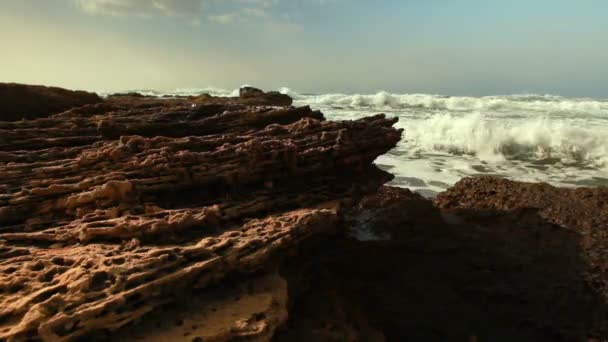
[116,87,608,197]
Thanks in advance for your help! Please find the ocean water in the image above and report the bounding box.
[122,87,608,196]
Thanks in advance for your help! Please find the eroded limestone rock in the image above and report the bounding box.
[0,89,401,341]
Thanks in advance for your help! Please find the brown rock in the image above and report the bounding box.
[0,83,102,121]
[104,271,288,342]
[0,208,337,341]
[280,183,608,341]
[0,84,401,341]
[239,86,266,98]
[434,176,608,233]
[0,114,399,229]
[238,87,292,106]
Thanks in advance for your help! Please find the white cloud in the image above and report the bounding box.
[237,0,276,8]
[209,5,271,24]
[74,0,329,28]
[209,12,240,24]
[76,0,204,17]
[242,7,268,18]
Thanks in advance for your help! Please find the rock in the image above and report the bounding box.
[0,114,399,230]
[236,87,293,106]
[239,86,265,98]
[0,86,401,341]
[435,176,608,332]
[434,176,608,232]
[0,208,337,341]
[4,80,608,341]
[346,186,436,241]
[0,104,324,153]
[103,271,288,342]
[107,92,147,98]
[0,83,102,121]
[280,183,608,341]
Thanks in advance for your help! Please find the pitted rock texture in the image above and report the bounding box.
[435,176,608,325]
[434,176,608,232]
[0,83,102,121]
[0,104,323,152]
[0,114,399,234]
[105,271,288,342]
[0,208,337,341]
[0,89,401,341]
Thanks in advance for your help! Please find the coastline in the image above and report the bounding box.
[0,83,607,341]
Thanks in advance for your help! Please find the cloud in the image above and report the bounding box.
[242,7,269,18]
[75,0,281,18]
[76,0,204,17]
[237,0,276,7]
[208,5,272,24]
[209,12,240,24]
[74,0,322,29]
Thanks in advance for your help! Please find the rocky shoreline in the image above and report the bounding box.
[0,83,607,341]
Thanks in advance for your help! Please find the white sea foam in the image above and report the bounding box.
[286,89,608,190]
[289,90,608,118]
[401,112,608,167]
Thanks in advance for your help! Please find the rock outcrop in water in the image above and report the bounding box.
[0,83,102,121]
[0,87,401,341]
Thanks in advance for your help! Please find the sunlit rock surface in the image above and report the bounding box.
[0,87,401,341]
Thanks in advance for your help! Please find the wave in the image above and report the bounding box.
[287,90,608,117]
[400,112,608,168]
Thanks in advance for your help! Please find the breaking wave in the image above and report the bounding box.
[286,90,608,118]
[401,112,608,168]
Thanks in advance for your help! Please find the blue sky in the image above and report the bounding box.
[1,0,607,96]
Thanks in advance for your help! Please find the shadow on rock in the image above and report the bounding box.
[276,184,608,342]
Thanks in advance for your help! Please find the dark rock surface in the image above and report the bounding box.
[278,183,608,341]
[0,83,102,121]
[238,87,293,107]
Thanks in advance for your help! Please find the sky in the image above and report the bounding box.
[1,0,607,97]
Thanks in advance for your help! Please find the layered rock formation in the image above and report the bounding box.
[0,83,102,121]
[0,87,401,341]
[3,84,608,342]
[106,86,292,107]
